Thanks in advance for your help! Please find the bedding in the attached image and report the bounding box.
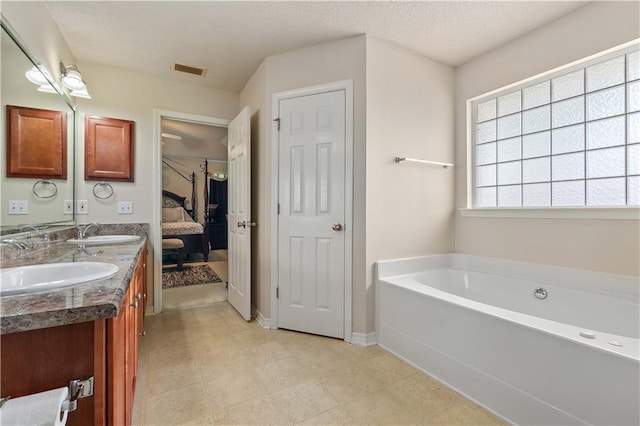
[161,221,203,236]
[162,207,188,222]
[161,190,209,261]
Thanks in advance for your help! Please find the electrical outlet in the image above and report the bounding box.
[8,200,28,215]
[63,200,73,214]
[118,201,133,214]
[77,200,88,215]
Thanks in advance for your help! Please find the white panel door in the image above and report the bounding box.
[228,106,251,320]
[278,90,346,338]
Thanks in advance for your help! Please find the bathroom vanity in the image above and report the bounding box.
[0,232,148,426]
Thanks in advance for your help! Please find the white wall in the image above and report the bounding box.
[454,1,640,276]
[366,38,455,331]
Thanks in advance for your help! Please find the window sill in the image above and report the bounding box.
[458,207,640,220]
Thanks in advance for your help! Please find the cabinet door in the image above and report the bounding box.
[125,281,135,426]
[107,306,127,426]
[126,250,146,425]
[0,321,100,426]
[6,105,67,178]
[107,246,147,426]
[85,115,134,182]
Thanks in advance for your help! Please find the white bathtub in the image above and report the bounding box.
[375,254,639,425]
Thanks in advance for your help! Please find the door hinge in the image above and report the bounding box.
[276,287,279,298]
[273,117,281,131]
[277,203,280,215]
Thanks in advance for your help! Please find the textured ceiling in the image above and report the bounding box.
[44,1,587,92]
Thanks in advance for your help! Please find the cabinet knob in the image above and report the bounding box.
[129,301,138,309]
[136,293,142,300]
[139,331,146,336]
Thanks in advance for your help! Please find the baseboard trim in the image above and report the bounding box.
[145,306,155,316]
[351,332,377,346]
[252,305,272,329]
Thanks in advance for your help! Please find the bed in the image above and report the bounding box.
[162,190,209,261]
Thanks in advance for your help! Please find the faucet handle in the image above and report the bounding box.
[78,223,99,239]
[1,239,30,250]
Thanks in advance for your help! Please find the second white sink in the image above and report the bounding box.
[0,262,119,295]
[67,235,141,245]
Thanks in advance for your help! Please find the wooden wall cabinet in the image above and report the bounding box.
[6,105,67,179]
[85,116,134,182]
[0,246,147,426]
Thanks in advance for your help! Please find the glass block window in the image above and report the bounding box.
[472,44,640,208]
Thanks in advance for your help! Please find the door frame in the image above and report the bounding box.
[152,109,230,314]
[270,80,354,341]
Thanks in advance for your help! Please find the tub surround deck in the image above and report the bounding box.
[376,254,639,426]
[0,223,149,334]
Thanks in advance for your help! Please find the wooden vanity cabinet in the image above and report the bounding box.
[0,246,147,426]
[0,321,102,426]
[107,245,147,426]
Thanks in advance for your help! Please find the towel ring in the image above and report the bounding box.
[92,182,114,199]
[32,180,58,199]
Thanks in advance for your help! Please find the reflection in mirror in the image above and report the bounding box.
[0,22,75,235]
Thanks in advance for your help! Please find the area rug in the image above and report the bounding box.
[162,265,222,289]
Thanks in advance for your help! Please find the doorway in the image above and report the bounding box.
[153,110,230,313]
[271,81,354,341]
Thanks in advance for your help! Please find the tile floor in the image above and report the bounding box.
[132,302,506,425]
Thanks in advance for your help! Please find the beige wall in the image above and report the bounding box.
[240,35,368,330]
[239,61,268,319]
[1,3,76,228]
[366,38,455,331]
[0,35,75,226]
[75,62,239,309]
[75,62,239,225]
[243,35,455,334]
[454,1,640,276]
[267,36,368,332]
[1,2,76,90]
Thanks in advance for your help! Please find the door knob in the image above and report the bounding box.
[332,223,343,231]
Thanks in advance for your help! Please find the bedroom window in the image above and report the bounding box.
[470,42,639,209]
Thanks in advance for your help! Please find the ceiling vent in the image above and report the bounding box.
[172,63,206,77]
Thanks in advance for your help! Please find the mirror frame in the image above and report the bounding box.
[1,17,76,235]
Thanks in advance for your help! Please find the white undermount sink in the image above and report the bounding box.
[67,235,141,245]
[0,262,119,295]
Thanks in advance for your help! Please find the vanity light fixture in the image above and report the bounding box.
[25,66,56,93]
[70,87,91,99]
[60,63,91,99]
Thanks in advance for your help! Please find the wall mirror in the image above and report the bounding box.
[0,20,75,235]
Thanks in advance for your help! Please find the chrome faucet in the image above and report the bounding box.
[73,246,103,260]
[0,240,30,250]
[77,223,99,239]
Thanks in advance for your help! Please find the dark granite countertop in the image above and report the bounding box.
[0,224,149,334]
